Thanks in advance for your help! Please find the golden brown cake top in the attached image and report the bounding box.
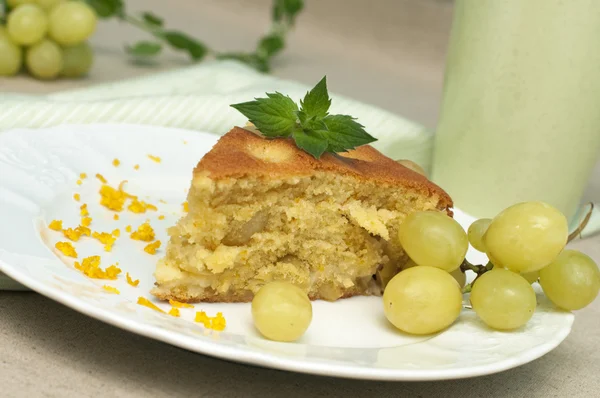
[194,127,452,208]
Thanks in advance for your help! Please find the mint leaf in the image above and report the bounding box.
[273,0,304,24]
[162,31,207,61]
[322,114,376,152]
[85,0,124,18]
[230,76,377,159]
[142,12,163,27]
[258,34,285,58]
[300,76,330,119]
[292,130,328,159]
[126,41,162,57]
[231,92,299,137]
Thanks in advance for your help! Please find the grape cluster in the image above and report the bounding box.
[1,0,96,79]
[386,201,599,334]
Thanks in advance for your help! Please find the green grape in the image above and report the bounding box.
[468,218,491,252]
[470,268,536,330]
[539,250,600,310]
[252,281,312,342]
[34,0,65,11]
[397,211,468,272]
[0,34,23,76]
[383,266,462,335]
[451,267,467,288]
[7,0,35,8]
[521,270,540,284]
[61,42,93,77]
[48,1,97,46]
[484,201,568,273]
[26,39,63,79]
[6,4,49,46]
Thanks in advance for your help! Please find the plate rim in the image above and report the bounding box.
[0,123,575,381]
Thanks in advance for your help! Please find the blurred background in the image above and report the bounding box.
[0,0,453,129]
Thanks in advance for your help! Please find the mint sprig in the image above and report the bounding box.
[231,77,377,158]
[84,0,303,72]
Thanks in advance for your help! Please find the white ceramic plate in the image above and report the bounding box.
[0,124,574,381]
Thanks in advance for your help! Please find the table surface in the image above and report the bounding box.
[1,1,599,397]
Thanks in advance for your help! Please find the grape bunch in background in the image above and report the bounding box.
[1,0,96,79]
[0,0,304,80]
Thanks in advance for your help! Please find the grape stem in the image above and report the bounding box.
[115,0,303,72]
[567,202,594,243]
[460,259,493,293]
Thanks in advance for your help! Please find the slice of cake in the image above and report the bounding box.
[152,127,452,302]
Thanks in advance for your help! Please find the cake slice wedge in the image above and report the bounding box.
[152,127,452,303]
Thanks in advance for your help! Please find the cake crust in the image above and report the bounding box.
[194,127,452,212]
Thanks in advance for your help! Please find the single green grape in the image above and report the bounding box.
[61,42,93,77]
[521,270,540,284]
[470,268,536,330]
[484,201,568,273]
[26,39,63,79]
[7,0,35,8]
[539,250,600,310]
[252,281,312,342]
[468,218,491,252]
[397,211,468,272]
[383,266,462,335]
[450,267,467,288]
[35,0,65,11]
[0,34,23,76]
[48,1,97,46]
[7,4,48,46]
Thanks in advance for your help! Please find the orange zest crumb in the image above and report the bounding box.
[168,308,180,317]
[73,193,81,202]
[159,199,167,204]
[136,297,165,313]
[55,241,77,258]
[76,180,82,185]
[92,231,117,252]
[182,202,189,212]
[128,198,157,214]
[96,173,107,184]
[80,203,89,216]
[158,215,165,220]
[125,225,132,233]
[212,312,226,331]
[144,240,161,255]
[74,256,121,279]
[194,311,226,331]
[183,140,188,145]
[80,173,87,179]
[126,272,140,287]
[76,225,91,237]
[102,285,120,294]
[169,299,194,309]
[99,184,127,211]
[147,154,161,163]
[81,217,92,227]
[134,164,140,170]
[130,222,155,241]
[112,159,120,167]
[63,228,81,242]
[48,220,63,231]
[112,229,120,237]
[113,214,119,220]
